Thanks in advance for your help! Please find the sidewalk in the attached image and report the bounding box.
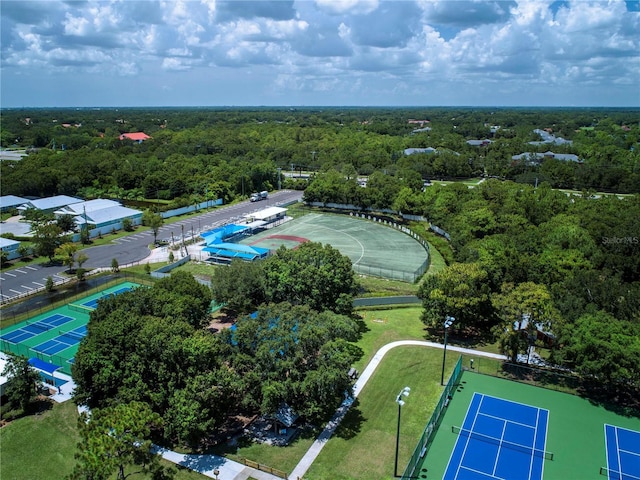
[289,340,507,479]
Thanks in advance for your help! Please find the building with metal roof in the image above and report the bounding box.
[18,195,81,214]
[0,195,29,212]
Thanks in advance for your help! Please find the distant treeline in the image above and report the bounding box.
[1,107,639,203]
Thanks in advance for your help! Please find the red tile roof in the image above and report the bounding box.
[119,132,151,141]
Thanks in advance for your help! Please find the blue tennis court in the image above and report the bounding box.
[444,393,550,480]
[81,286,132,309]
[33,325,87,356]
[604,424,640,480]
[0,314,74,344]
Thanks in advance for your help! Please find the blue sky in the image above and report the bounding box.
[1,0,639,107]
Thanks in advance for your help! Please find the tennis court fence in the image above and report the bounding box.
[0,339,72,374]
[347,211,430,282]
[451,425,554,460]
[400,355,463,480]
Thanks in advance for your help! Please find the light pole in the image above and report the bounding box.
[441,316,455,386]
[213,469,219,480]
[394,386,410,477]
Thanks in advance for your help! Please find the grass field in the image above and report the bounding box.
[0,400,208,480]
[304,346,462,480]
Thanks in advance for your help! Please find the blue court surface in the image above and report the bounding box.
[604,424,640,480]
[33,325,88,356]
[81,286,132,309]
[444,393,550,480]
[0,314,74,344]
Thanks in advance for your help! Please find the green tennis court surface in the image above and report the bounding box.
[0,282,140,375]
[240,212,429,281]
[415,371,640,480]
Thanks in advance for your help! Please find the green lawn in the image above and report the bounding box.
[0,400,207,480]
[353,307,427,372]
[1,400,80,480]
[305,346,461,480]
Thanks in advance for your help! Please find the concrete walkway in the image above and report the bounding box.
[289,340,507,479]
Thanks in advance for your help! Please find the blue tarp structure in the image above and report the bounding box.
[202,224,269,261]
[28,357,61,375]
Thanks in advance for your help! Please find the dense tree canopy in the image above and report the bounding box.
[74,264,360,447]
[2,108,638,211]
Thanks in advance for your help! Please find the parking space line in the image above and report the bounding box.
[4,272,16,277]
[15,269,28,274]
[21,285,33,290]
[25,266,38,270]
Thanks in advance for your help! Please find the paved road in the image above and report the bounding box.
[0,190,303,304]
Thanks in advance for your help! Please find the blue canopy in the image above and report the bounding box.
[29,357,61,375]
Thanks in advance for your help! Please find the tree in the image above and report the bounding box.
[211,259,266,314]
[34,223,67,262]
[55,242,78,272]
[491,282,559,362]
[262,242,357,315]
[122,217,133,232]
[111,258,120,273]
[418,262,493,331]
[45,276,55,292]
[222,303,360,423]
[68,401,171,480]
[142,210,163,245]
[77,252,89,270]
[17,243,31,259]
[1,355,41,413]
[56,213,77,233]
[558,312,640,388]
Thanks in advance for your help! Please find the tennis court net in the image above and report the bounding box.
[68,303,94,314]
[58,330,85,342]
[26,321,50,332]
[599,466,640,480]
[452,425,554,461]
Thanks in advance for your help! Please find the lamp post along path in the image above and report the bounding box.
[394,386,411,477]
[441,316,455,386]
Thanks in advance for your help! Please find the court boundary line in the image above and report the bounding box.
[448,392,550,480]
[457,394,486,480]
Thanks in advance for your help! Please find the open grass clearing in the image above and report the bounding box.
[304,345,461,480]
[0,400,207,480]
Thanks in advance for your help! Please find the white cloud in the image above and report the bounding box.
[314,0,379,15]
[0,0,637,106]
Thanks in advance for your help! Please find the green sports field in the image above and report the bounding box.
[415,370,640,480]
[240,212,429,281]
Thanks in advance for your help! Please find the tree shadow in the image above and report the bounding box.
[578,382,640,418]
[333,398,365,441]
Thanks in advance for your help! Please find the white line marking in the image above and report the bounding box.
[15,269,28,273]
[32,282,44,287]
[25,266,38,271]
[21,285,33,290]
[4,272,16,277]
[492,420,507,477]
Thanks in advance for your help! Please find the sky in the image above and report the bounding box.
[1,0,639,108]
